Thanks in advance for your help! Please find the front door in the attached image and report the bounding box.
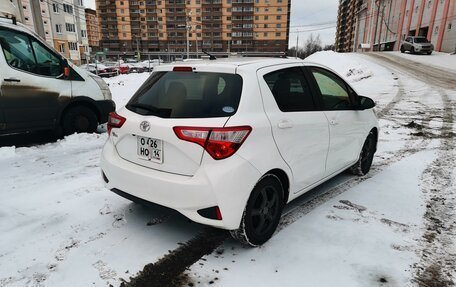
[0,27,71,132]
[306,66,366,176]
[258,65,330,192]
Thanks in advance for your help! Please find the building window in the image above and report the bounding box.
[264,15,268,20]
[59,43,65,53]
[435,25,439,34]
[275,32,281,37]
[448,23,452,30]
[276,15,281,20]
[63,4,73,14]
[69,42,78,50]
[81,30,87,37]
[56,24,62,34]
[65,23,76,32]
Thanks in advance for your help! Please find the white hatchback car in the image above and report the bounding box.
[100,58,378,246]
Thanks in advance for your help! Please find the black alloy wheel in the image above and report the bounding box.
[230,175,284,246]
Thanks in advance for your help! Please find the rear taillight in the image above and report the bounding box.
[173,126,252,160]
[107,112,126,135]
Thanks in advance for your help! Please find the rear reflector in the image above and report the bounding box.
[173,126,251,160]
[173,66,193,72]
[197,206,223,220]
[107,112,126,135]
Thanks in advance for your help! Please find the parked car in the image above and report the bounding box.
[100,58,378,246]
[80,63,117,77]
[400,36,434,55]
[104,61,130,74]
[0,18,115,136]
[140,59,163,72]
[125,62,145,73]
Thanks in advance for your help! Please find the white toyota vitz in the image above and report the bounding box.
[100,58,379,246]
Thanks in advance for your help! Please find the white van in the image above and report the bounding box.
[0,12,114,136]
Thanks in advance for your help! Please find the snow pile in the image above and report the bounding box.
[305,51,373,83]
[104,73,151,107]
[0,146,15,159]
[57,133,107,149]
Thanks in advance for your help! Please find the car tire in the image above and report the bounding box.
[230,174,284,247]
[400,46,405,53]
[410,47,415,54]
[62,105,98,136]
[349,132,376,176]
[427,51,432,55]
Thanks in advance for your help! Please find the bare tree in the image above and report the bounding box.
[287,33,330,59]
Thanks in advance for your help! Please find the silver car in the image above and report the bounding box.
[400,36,434,55]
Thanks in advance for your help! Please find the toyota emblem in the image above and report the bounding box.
[140,121,150,132]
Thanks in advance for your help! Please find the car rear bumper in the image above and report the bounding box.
[100,139,261,229]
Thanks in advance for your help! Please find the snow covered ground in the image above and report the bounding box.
[383,51,456,72]
[1,52,455,287]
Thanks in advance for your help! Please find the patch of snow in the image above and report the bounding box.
[386,51,456,72]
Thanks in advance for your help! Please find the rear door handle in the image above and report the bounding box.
[4,78,21,82]
[278,120,293,129]
[330,120,338,126]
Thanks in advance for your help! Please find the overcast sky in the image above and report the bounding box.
[84,0,339,48]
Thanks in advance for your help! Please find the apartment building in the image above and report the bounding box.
[7,0,90,65]
[10,0,54,46]
[96,0,291,57]
[49,0,89,65]
[85,8,101,48]
[337,0,456,53]
[335,0,362,52]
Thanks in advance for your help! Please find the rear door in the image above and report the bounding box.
[258,65,330,192]
[306,66,366,176]
[0,27,70,132]
[112,69,243,176]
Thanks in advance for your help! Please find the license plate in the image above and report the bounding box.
[137,136,163,163]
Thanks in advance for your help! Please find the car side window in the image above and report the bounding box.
[0,29,36,73]
[30,39,63,77]
[263,67,315,112]
[310,67,352,110]
[0,29,62,77]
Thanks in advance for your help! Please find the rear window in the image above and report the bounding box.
[126,71,243,118]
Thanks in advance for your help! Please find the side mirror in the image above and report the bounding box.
[355,96,376,110]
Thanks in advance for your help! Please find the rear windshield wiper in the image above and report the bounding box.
[127,102,172,117]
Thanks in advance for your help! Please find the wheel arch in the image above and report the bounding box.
[58,97,102,125]
[369,127,378,153]
[265,168,290,205]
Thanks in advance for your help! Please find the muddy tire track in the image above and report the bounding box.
[413,91,455,286]
[119,228,228,287]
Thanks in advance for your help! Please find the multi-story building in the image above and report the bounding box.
[335,0,362,52]
[337,0,456,53]
[96,0,291,58]
[7,0,90,65]
[49,0,89,65]
[85,8,101,48]
[9,0,54,46]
